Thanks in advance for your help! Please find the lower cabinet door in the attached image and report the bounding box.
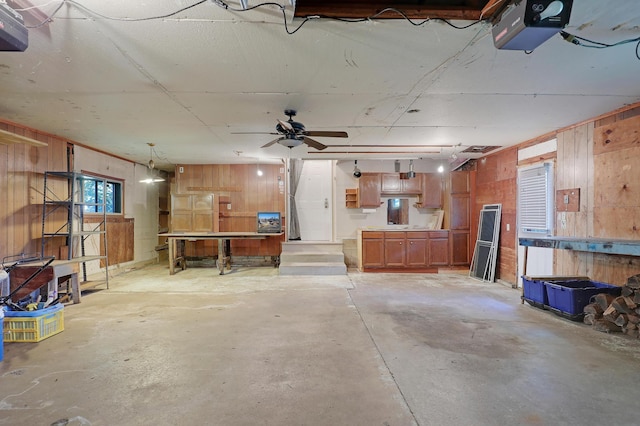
[428,237,449,266]
[406,238,427,266]
[384,238,406,267]
[362,238,385,268]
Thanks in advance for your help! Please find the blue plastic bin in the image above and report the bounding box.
[522,276,589,308]
[544,279,621,319]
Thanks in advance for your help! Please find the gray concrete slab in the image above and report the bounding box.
[2,265,640,426]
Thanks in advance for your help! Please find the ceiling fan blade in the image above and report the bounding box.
[261,137,282,148]
[304,131,348,138]
[232,132,279,135]
[302,137,327,150]
[277,119,294,132]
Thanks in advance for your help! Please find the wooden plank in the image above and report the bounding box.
[593,115,640,155]
[0,127,48,147]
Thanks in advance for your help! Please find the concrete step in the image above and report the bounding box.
[278,261,347,276]
[281,242,344,254]
[280,252,345,263]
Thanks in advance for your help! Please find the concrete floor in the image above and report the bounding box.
[2,265,640,426]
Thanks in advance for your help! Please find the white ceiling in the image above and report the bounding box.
[1,0,639,170]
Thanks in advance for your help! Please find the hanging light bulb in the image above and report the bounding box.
[437,164,445,173]
[140,143,165,184]
[407,159,416,178]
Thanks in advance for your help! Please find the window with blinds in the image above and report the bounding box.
[518,163,553,235]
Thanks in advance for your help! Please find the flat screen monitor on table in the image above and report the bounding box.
[257,212,281,233]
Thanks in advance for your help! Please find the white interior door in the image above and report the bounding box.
[295,160,332,241]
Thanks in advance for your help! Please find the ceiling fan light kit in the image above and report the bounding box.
[261,109,348,150]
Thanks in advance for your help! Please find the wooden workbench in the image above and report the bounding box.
[8,259,81,304]
[158,232,283,275]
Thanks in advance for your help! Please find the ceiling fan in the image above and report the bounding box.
[259,109,348,150]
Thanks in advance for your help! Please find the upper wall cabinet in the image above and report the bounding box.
[359,173,382,208]
[416,173,443,208]
[171,193,218,233]
[381,173,422,195]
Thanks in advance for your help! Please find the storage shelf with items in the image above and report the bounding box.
[41,171,109,289]
[345,188,359,208]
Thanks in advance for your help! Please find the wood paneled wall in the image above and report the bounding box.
[475,103,640,286]
[0,121,67,259]
[174,163,286,257]
[474,147,518,283]
[555,112,640,285]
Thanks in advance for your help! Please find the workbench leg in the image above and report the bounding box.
[225,239,232,270]
[169,238,175,275]
[71,272,81,304]
[217,239,225,275]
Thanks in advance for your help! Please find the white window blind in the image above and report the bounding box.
[518,163,553,235]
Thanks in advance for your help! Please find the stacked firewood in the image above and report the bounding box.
[583,273,640,337]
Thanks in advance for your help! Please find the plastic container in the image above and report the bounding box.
[522,276,589,308]
[544,279,622,320]
[3,304,64,343]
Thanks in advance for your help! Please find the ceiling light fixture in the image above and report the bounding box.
[437,164,445,174]
[353,160,362,178]
[407,159,416,178]
[139,143,165,184]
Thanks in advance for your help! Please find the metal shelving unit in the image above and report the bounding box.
[41,171,109,289]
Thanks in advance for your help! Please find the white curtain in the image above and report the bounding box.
[288,159,304,240]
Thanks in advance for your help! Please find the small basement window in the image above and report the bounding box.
[82,177,123,214]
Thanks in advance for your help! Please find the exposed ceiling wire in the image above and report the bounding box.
[14,0,640,60]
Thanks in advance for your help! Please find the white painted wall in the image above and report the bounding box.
[335,159,447,240]
[73,147,159,275]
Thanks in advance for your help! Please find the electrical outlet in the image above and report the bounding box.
[227,204,231,210]
[179,166,184,173]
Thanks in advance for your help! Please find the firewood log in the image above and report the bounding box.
[592,319,622,333]
[612,297,632,314]
[623,296,637,310]
[583,303,603,316]
[584,314,596,325]
[621,286,634,297]
[627,314,640,325]
[627,274,640,289]
[614,314,629,327]
[594,293,615,311]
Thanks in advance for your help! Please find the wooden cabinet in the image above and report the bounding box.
[384,234,406,267]
[361,231,384,268]
[381,173,402,193]
[381,173,422,195]
[345,188,359,209]
[359,230,448,271]
[171,193,217,232]
[448,170,472,266]
[406,232,428,266]
[417,173,443,208]
[428,231,450,266]
[359,173,381,208]
[451,170,470,194]
[450,230,470,265]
